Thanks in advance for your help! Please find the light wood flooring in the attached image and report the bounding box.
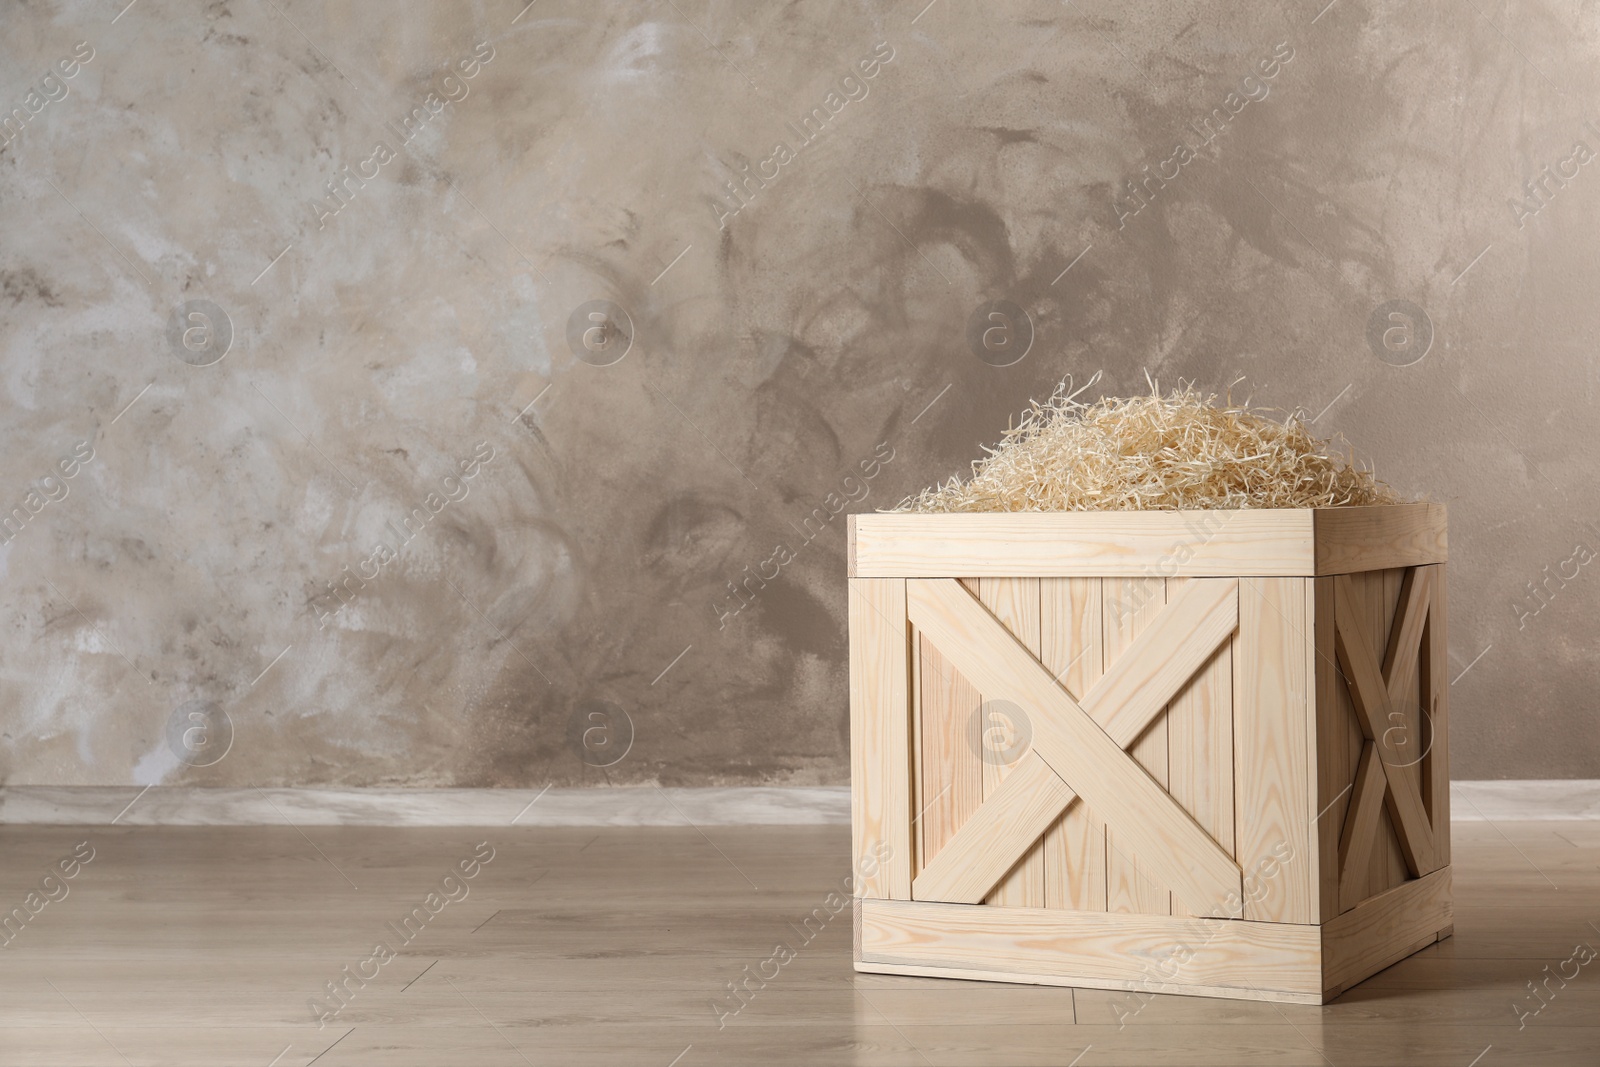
[0,819,1596,1065]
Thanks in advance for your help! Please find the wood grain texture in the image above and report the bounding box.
[851,505,1445,578]
[848,578,912,898]
[1321,865,1453,997]
[911,578,1239,910]
[1382,567,1433,893]
[910,626,926,876]
[851,511,1316,577]
[911,752,1075,904]
[1371,569,1412,898]
[1336,742,1387,912]
[1311,575,1343,923]
[914,635,982,874]
[1104,577,1171,917]
[906,579,1242,915]
[970,578,1046,908]
[1333,574,1436,879]
[1428,565,1451,867]
[1039,577,1107,911]
[1167,580,1236,920]
[1083,578,1240,747]
[0,819,1497,1049]
[846,512,858,576]
[1234,577,1316,924]
[859,898,1323,998]
[1332,571,1407,907]
[852,959,1323,1004]
[1312,503,1448,575]
[1382,567,1433,713]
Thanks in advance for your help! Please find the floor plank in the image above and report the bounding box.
[0,821,1595,1065]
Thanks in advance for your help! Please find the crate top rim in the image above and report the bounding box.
[847,502,1446,578]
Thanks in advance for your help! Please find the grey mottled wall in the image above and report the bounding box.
[2,0,1596,787]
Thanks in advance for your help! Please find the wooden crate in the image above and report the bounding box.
[847,504,1450,1004]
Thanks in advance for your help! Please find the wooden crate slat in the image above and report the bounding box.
[1312,503,1447,575]
[971,578,1047,908]
[1081,578,1240,746]
[1040,577,1106,911]
[1373,569,1412,896]
[860,898,1323,999]
[850,504,1446,577]
[1335,741,1387,913]
[1167,578,1236,919]
[848,578,912,899]
[1312,575,1347,923]
[1427,566,1451,865]
[1321,866,1452,998]
[1383,567,1434,829]
[914,636,982,873]
[1235,577,1317,924]
[851,511,1317,577]
[910,623,925,879]
[1104,577,1172,917]
[1382,567,1433,712]
[911,753,1076,904]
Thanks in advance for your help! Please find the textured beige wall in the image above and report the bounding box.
[1,1,1595,787]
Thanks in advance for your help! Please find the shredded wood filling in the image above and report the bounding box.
[894,376,1405,513]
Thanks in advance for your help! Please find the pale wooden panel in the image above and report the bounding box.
[1329,571,1400,910]
[910,627,925,876]
[1235,577,1316,924]
[1300,573,1324,913]
[911,578,1240,909]
[1104,577,1171,917]
[850,511,1317,577]
[1380,567,1433,897]
[1371,569,1411,898]
[1041,577,1105,704]
[911,753,1075,904]
[1039,577,1106,911]
[906,578,1243,915]
[914,636,982,874]
[859,898,1322,999]
[853,895,862,962]
[1370,805,1409,902]
[1427,565,1451,866]
[1321,865,1452,998]
[1081,578,1240,745]
[1382,567,1433,710]
[1312,575,1347,923]
[970,578,1046,908]
[1167,578,1235,920]
[853,960,1322,1004]
[1312,503,1448,575]
[851,505,1446,578]
[1336,742,1387,912]
[1333,574,1436,880]
[1383,569,1434,835]
[849,578,912,898]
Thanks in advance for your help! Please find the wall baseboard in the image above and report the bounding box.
[0,781,1592,826]
[1449,779,1600,821]
[0,785,852,826]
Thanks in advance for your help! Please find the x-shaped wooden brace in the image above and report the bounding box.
[907,577,1243,916]
[1333,567,1439,908]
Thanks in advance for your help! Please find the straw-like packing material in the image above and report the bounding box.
[894,378,1406,513]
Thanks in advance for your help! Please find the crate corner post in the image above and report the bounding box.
[848,575,913,910]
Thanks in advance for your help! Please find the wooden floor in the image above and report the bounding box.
[0,820,1596,1066]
